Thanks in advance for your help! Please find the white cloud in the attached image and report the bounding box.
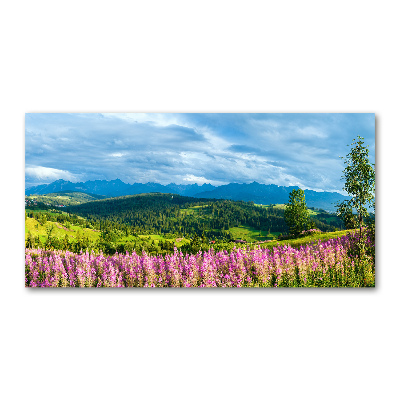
[101,113,185,128]
[25,113,375,192]
[297,126,327,138]
[25,165,79,182]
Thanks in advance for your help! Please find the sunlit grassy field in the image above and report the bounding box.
[25,217,101,243]
[229,226,277,241]
[260,229,352,250]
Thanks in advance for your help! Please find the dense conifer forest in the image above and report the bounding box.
[66,193,343,238]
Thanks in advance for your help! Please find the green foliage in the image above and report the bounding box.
[67,194,292,238]
[66,193,342,241]
[26,231,35,248]
[284,189,312,237]
[335,136,375,274]
[336,136,375,230]
[180,233,213,254]
[267,229,351,250]
[365,218,375,261]
[336,202,358,229]
[26,193,346,256]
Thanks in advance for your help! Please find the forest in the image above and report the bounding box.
[25,193,344,255]
[65,193,343,237]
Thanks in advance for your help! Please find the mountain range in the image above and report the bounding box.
[25,179,350,213]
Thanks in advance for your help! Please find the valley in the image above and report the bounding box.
[24,166,374,288]
[25,191,346,256]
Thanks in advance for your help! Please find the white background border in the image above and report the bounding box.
[1,1,398,399]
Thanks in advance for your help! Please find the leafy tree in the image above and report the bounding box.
[26,231,34,248]
[284,189,311,236]
[39,214,47,225]
[336,136,375,238]
[62,234,70,250]
[336,202,357,229]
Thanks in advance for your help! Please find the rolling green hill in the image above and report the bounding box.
[66,193,344,239]
[25,193,346,255]
[25,191,106,206]
[25,211,351,257]
[25,214,190,255]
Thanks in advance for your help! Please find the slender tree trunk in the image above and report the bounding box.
[358,203,364,259]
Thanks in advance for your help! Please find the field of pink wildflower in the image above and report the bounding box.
[25,231,374,288]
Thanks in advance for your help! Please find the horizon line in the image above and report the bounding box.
[25,178,346,195]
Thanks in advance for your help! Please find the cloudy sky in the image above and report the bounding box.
[25,113,375,193]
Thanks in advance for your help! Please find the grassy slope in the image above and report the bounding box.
[25,217,191,248]
[260,229,351,250]
[229,226,279,241]
[25,198,347,251]
[25,214,351,254]
[137,234,190,247]
[25,217,101,243]
[26,191,105,206]
[66,194,344,242]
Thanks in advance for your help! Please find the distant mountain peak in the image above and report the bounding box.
[25,179,350,213]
